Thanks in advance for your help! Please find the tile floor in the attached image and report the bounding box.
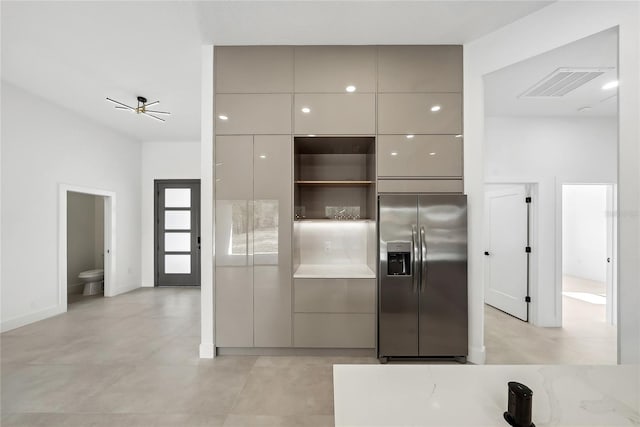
[2,281,617,426]
[484,275,616,364]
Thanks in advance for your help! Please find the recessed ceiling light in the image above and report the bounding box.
[430,105,441,112]
[455,134,463,138]
[259,154,267,159]
[218,114,228,121]
[391,152,398,156]
[429,152,436,156]
[602,80,619,90]
[577,106,592,112]
[301,107,311,114]
[346,85,356,93]
[406,134,415,139]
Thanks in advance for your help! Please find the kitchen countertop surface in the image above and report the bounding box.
[294,264,376,279]
[333,364,639,426]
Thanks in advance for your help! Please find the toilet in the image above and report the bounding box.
[78,269,104,296]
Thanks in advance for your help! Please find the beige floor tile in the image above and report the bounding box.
[223,414,335,427]
[1,412,226,427]
[230,365,334,417]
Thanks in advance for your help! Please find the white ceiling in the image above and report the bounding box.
[2,1,554,142]
[484,27,618,117]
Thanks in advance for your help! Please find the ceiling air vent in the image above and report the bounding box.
[519,67,612,98]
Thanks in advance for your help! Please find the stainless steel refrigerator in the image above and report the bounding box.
[378,194,468,362]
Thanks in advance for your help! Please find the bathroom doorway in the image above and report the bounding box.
[59,184,115,311]
[67,191,105,303]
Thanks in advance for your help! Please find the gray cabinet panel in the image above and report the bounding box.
[377,179,463,193]
[294,278,375,313]
[215,46,294,93]
[294,46,376,93]
[378,45,463,93]
[378,93,462,135]
[216,94,291,135]
[215,266,253,347]
[294,313,375,348]
[294,94,375,135]
[378,135,462,178]
[253,135,292,347]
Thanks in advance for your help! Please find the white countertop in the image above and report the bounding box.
[294,264,376,279]
[334,364,640,426]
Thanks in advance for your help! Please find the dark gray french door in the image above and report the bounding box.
[155,180,201,286]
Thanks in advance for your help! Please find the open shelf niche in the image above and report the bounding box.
[293,136,377,279]
[294,137,376,221]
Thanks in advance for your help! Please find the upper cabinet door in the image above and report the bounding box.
[378,45,463,93]
[294,46,376,93]
[378,93,462,135]
[215,46,294,93]
[216,94,292,135]
[294,93,375,135]
[378,135,462,178]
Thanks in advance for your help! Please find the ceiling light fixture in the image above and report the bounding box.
[346,85,356,93]
[602,80,619,90]
[301,107,311,114]
[406,134,415,139]
[430,105,441,112]
[106,96,170,122]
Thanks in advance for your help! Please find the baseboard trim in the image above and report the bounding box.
[200,342,215,358]
[106,283,140,298]
[468,345,486,365]
[217,347,376,357]
[1,305,66,333]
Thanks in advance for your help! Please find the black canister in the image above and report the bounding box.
[503,381,534,427]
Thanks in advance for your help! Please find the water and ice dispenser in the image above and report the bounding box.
[387,241,412,276]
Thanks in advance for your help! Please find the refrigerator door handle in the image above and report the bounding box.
[412,225,419,293]
[420,226,427,291]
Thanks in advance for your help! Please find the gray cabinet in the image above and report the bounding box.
[215,135,292,348]
[378,93,462,135]
[215,94,291,135]
[377,45,463,93]
[294,94,375,135]
[294,278,375,313]
[294,313,375,348]
[294,46,376,93]
[215,46,294,93]
[378,135,462,178]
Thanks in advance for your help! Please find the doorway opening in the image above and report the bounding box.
[154,179,201,286]
[561,183,617,360]
[58,184,115,311]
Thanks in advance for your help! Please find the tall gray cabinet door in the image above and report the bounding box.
[253,135,293,347]
[215,136,254,347]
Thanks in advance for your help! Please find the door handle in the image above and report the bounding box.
[484,251,490,256]
[607,257,611,263]
[412,225,419,294]
[420,226,427,292]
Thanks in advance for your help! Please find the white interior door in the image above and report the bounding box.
[484,184,528,321]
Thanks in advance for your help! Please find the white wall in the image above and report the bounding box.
[140,141,200,287]
[485,116,616,325]
[465,1,639,363]
[562,185,608,283]
[1,82,142,331]
[67,192,104,294]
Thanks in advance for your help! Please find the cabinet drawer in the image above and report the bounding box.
[378,93,462,135]
[215,46,294,93]
[294,46,376,93]
[378,179,463,193]
[378,45,463,93]
[294,313,375,348]
[378,135,462,178]
[216,94,291,135]
[294,94,375,135]
[294,278,375,313]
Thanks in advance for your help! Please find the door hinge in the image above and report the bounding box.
[525,197,532,203]
[525,296,531,303]
[525,246,532,253]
